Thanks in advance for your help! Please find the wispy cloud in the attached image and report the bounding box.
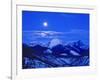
[23,31,63,38]
[65,29,89,34]
[23,29,88,36]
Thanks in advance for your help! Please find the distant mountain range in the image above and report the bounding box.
[22,39,89,69]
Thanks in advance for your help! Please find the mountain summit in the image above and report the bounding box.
[49,38,62,48]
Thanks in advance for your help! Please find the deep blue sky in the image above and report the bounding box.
[22,11,89,31]
[22,11,89,45]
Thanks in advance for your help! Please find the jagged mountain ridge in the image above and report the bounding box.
[27,39,89,56]
[22,40,89,69]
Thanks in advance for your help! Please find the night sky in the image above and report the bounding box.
[22,11,89,45]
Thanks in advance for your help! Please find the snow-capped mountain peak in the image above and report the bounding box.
[49,38,62,48]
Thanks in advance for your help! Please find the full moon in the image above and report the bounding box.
[43,22,48,27]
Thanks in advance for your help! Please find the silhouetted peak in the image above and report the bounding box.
[32,44,48,50]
